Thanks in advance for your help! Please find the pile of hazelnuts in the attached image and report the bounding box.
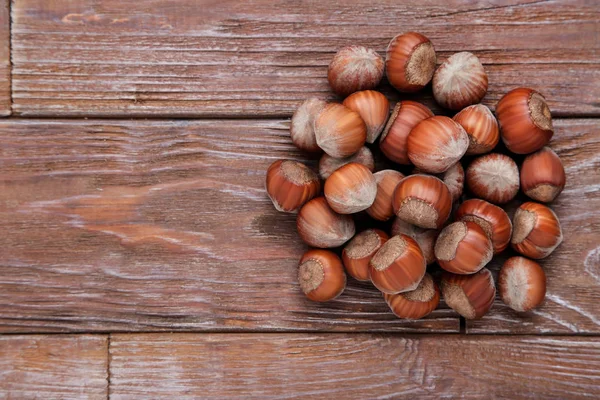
[265,32,565,321]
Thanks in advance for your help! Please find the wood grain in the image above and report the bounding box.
[110,333,600,399]
[0,335,108,399]
[0,0,9,116]
[467,119,600,334]
[0,119,598,334]
[10,0,600,118]
[0,118,457,333]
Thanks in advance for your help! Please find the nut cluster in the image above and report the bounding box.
[265,32,565,320]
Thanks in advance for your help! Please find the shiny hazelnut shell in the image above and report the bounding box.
[520,147,566,202]
[455,199,513,254]
[343,90,390,144]
[324,163,377,214]
[366,170,405,221]
[498,256,546,312]
[390,218,439,265]
[433,52,488,110]
[441,269,496,320]
[314,103,367,158]
[407,116,469,174]
[435,221,493,275]
[380,101,434,164]
[385,32,436,93]
[511,202,563,259]
[265,159,321,213]
[297,197,356,248]
[384,273,440,319]
[453,104,499,155]
[298,249,346,302]
[342,229,389,282]
[369,234,426,294]
[328,46,385,97]
[392,174,452,229]
[466,153,520,204]
[496,88,553,154]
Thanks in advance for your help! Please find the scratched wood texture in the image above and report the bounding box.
[109,333,600,399]
[0,0,9,116]
[0,118,598,334]
[10,0,600,118]
[0,335,108,399]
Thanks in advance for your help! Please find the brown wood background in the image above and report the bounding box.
[1,0,599,397]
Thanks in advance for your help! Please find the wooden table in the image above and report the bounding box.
[1,0,599,398]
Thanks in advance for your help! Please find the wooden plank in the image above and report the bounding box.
[110,333,600,399]
[0,335,108,399]
[10,0,600,118]
[0,118,457,333]
[0,0,9,116]
[467,119,600,334]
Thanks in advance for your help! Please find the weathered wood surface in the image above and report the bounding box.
[0,335,108,399]
[0,118,598,334]
[110,333,600,399]
[0,118,457,333]
[0,0,10,116]
[10,0,600,118]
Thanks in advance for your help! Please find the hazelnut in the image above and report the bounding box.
[298,249,346,302]
[453,104,499,155]
[441,162,465,202]
[392,174,452,229]
[297,197,355,248]
[343,90,390,143]
[290,98,327,153]
[466,153,520,204]
[435,221,493,275]
[386,32,436,93]
[512,202,563,259]
[520,146,566,202]
[455,199,512,254]
[432,52,488,110]
[342,229,389,282]
[265,159,320,213]
[407,116,469,173]
[380,101,434,164]
[498,256,546,312]
[318,146,375,180]
[496,88,553,154]
[324,163,377,214]
[390,218,438,265]
[441,269,496,320]
[366,170,405,221]
[369,234,426,294]
[384,273,440,319]
[314,103,367,158]
[328,46,384,97]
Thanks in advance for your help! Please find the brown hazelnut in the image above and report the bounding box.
[392,174,452,229]
[466,153,520,204]
[441,269,496,320]
[314,103,367,158]
[498,256,546,312]
[369,234,426,294]
[343,90,390,144]
[385,32,436,93]
[435,221,493,275]
[520,147,566,202]
[298,249,346,302]
[328,46,384,97]
[290,98,327,153]
[512,202,563,259]
[453,104,499,155]
[265,159,320,213]
[455,199,512,254]
[297,197,355,248]
[432,52,488,110]
[324,163,377,214]
[390,218,438,265]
